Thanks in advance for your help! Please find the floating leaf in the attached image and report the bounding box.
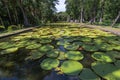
[79,68,100,80]
[106,51,120,59]
[40,58,59,70]
[0,47,18,55]
[46,49,60,58]
[92,52,115,62]
[26,50,45,60]
[57,52,66,60]
[40,38,52,44]
[65,51,84,60]
[26,43,41,50]
[64,43,79,50]
[39,45,54,52]
[57,40,69,45]
[83,44,99,52]
[92,62,120,80]
[60,60,83,75]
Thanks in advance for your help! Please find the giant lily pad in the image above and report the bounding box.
[57,52,66,60]
[26,50,45,60]
[57,40,69,45]
[46,49,60,58]
[65,51,84,60]
[60,60,83,75]
[40,58,59,70]
[106,51,120,59]
[64,43,79,50]
[0,47,18,55]
[79,68,100,80]
[26,43,41,50]
[92,62,120,80]
[40,38,52,44]
[39,45,54,52]
[97,43,114,51]
[92,52,115,62]
[83,44,99,52]
[0,42,16,50]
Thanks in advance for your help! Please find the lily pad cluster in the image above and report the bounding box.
[0,23,120,80]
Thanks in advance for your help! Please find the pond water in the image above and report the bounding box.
[0,24,120,80]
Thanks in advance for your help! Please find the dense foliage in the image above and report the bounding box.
[65,0,120,24]
[0,0,58,27]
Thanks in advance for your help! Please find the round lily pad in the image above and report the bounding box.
[46,49,60,58]
[64,43,79,50]
[114,45,120,51]
[39,45,54,52]
[92,52,115,62]
[60,60,83,75]
[83,44,99,52]
[92,62,120,80]
[65,51,84,60]
[97,43,114,51]
[81,37,92,42]
[57,40,69,46]
[0,47,18,55]
[40,58,59,70]
[79,68,100,80]
[57,52,66,60]
[26,43,41,50]
[26,50,45,60]
[40,38,52,44]
[106,51,120,59]
[0,42,16,50]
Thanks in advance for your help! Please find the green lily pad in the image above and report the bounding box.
[26,43,41,50]
[39,45,54,52]
[57,40,69,45]
[106,51,120,59]
[81,37,92,42]
[92,52,115,62]
[114,45,120,51]
[83,44,99,52]
[57,52,66,60]
[40,58,59,70]
[0,42,16,50]
[64,43,79,50]
[46,49,60,58]
[65,51,84,60]
[97,43,114,51]
[0,47,18,55]
[60,60,83,76]
[26,50,45,60]
[79,68,100,80]
[92,62,120,80]
[40,38,52,44]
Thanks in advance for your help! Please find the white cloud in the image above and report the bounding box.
[56,0,66,12]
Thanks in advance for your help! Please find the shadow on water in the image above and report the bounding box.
[0,25,120,80]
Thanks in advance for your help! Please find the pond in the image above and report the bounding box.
[0,24,120,80]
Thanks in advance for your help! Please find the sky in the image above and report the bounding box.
[55,0,66,12]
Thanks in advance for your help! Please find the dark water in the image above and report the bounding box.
[0,38,80,80]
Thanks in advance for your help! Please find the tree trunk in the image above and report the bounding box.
[18,0,30,26]
[99,0,104,23]
[111,11,120,27]
[80,0,84,23]
[0,16,4,26]
[2,0,12,24]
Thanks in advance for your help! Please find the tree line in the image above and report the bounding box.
[0,0,58,28]
[65,0,120,25]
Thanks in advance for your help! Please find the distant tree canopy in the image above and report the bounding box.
[0,0,120,28]
[0,0,58,27]
[65,0,120,24]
